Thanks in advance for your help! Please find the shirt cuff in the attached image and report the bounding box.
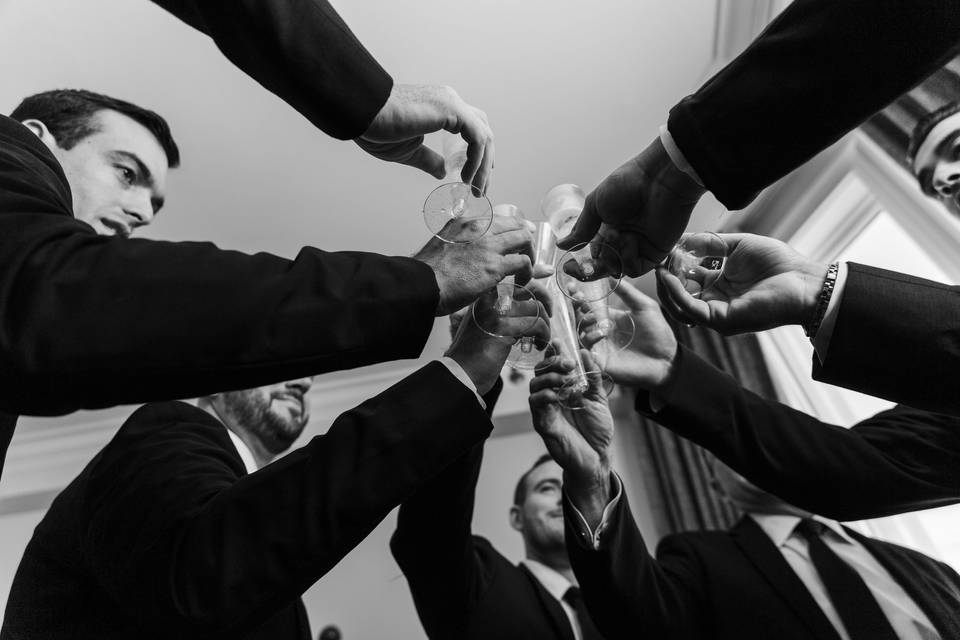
[438,357,486,410]
[660,124,704,187]
[811,262,848,365]
[565,472,623,550]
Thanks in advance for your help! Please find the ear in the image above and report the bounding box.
[508,505,523,532]
[19,119,58,146]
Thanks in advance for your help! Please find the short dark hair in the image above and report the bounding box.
[512,453,555,506]
[10,89,180,168]
[907,101,960,166]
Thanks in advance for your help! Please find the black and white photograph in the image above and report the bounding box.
[0,0,958,638]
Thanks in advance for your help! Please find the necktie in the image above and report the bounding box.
[793,519,899,640]
[563,586,605,640]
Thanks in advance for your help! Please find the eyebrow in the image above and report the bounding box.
[532,478,561,492]
[113,150,165,212]
[933,129,960,159]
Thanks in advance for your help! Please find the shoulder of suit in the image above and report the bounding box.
[0,115,72,202]
[106,401,227,449]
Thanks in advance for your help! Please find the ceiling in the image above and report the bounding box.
[0,0,778,504]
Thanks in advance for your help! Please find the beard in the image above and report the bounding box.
[223,389,307,456]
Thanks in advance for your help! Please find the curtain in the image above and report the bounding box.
[611,322,779,539]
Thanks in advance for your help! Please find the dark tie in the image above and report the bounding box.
[793,519,899,640]
[563,586,605,640]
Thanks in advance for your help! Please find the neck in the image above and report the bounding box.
[198,399,275,469]
[526,546,577,585]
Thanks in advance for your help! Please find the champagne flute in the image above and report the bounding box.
[423,135,493,243]
[665,232,729,298]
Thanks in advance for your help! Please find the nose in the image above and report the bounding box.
[286,377,314,395]
[933,162,960,196]
[124,190,156,229]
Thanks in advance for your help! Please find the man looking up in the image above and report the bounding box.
[2,283,550,638]
[908,102,960,209]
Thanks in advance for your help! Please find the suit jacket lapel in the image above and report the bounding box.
[847,528,960,640]
[733,517,841,640]
[518,563,576,640]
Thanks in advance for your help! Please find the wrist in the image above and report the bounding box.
[650,137,707,202]
[797,260,832,325]
[444,348,497,395]
[564,465,612,530]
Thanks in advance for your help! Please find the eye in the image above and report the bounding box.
[115,165,136,185]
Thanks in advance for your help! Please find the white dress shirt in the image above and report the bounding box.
[750,513,940,640]
[226,428,259,474]
[521,559,585,640]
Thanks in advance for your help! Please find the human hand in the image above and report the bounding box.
[577,280,678,391]
[656,233,828,335]
[529,350,614,526]
[446,282,551,394]
[356,84,494,194]
[415,216,545,316]
[556,137,705,277]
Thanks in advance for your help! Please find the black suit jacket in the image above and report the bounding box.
[0,0,423,472]
[668,0,960,209]
[0,113,438,468]
[638,346,960,520]
[2,362,491,639]
[811,263,960,416]
[566,495,960,640]
[150,0,391,140]
[392,431,591,640]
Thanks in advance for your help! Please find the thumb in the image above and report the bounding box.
[557,192,601,250]
[404,144,446,179]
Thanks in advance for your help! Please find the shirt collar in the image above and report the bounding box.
[226,428,258,474]
[749,513,855,547]
[521,559,574,602]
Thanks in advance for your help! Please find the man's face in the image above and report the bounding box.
[41,109,169,237]
[220,377,314,456]
[913,111,960,206]
[510,460,566,552]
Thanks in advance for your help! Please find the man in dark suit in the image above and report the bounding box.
[529,358,960,640]
[148,0,494,191]
[577,280,960,520]
[0,85,533,475]
[1,288,548,639]
[391,326,607,640]
[559,0,960,273]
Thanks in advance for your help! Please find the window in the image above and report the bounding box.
[739,131,960,569]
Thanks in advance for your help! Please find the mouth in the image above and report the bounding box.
[273,393,304,413]
[548,510,564,519]
[100,217,131,238]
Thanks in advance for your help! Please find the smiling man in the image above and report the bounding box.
[392,447,607,639]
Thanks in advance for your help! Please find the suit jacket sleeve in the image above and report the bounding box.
[81,362,492,637]
[639,346,960,520]
[565,492,708,639]
[390,379,502,638]
[0,118,438,415]
[668,0,960,209]
[812,263,960,416]
[151,0,391,139]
